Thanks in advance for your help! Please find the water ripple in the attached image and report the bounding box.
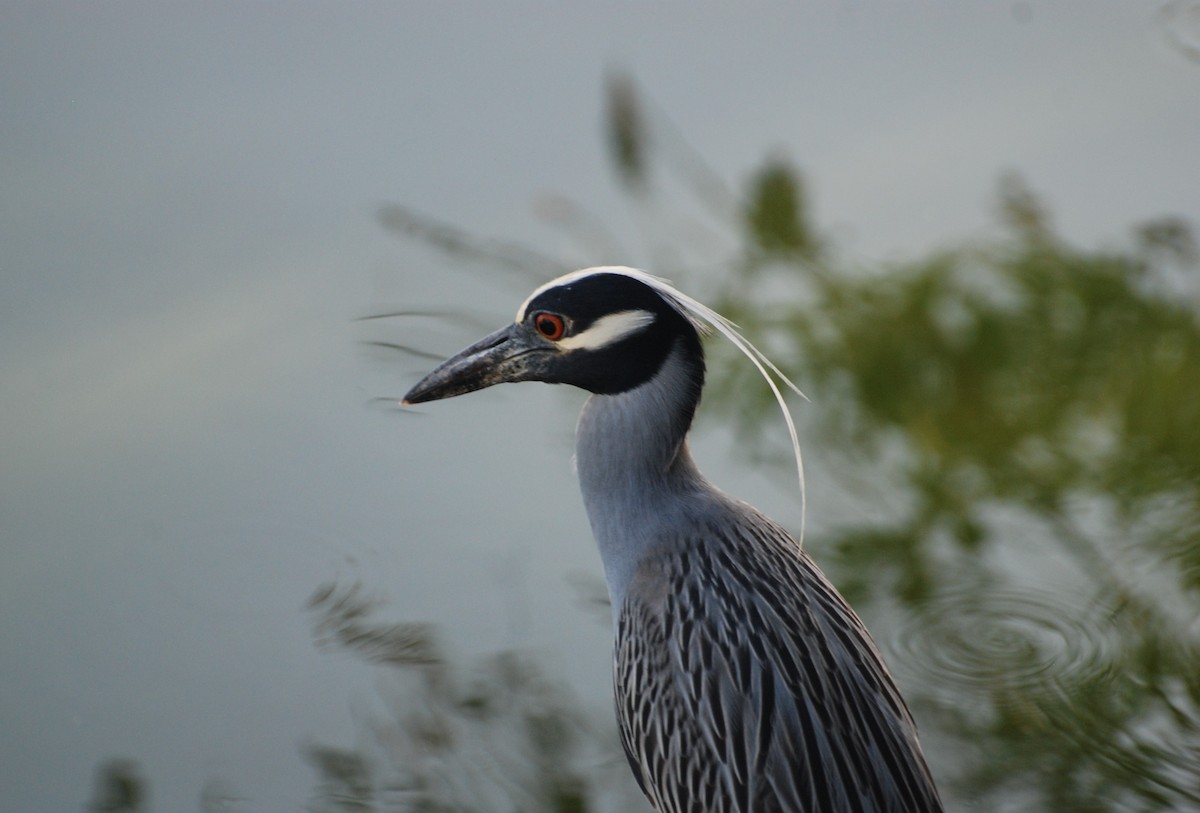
[891,586,1122,701]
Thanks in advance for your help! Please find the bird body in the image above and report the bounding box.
[404,267,942,812]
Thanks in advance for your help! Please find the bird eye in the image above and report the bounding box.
[532,311,566,341]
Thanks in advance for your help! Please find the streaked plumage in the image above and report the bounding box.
[614,513,938,813]
[404,266,942,812]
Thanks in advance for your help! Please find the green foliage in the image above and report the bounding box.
[713,172,1200,593]
[706,166,1200,812]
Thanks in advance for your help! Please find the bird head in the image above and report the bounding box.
[401,264,809,535]
[402,267,702,404]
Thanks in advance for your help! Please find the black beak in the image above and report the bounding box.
[402,323,553,404]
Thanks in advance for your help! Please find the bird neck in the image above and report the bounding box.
[574,339,708,608]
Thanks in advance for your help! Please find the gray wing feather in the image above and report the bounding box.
[614,507,942,813]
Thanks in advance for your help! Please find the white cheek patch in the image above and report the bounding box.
[557,309,656,351]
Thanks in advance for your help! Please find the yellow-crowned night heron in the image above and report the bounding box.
[403,266,942,813]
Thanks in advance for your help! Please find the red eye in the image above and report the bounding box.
[533,312,566,341]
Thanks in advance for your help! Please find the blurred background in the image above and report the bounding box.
[3,4,1199,811]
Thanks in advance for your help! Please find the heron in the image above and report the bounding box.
[403,266,942,813]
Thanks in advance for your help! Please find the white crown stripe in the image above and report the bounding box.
[516,267,602,323]
[558,310,657,351]
[515,265,808,545]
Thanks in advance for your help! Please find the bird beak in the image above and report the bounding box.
[402,323,552,405]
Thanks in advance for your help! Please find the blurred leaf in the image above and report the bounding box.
[744,156,818,262]
[1136,216,1198,265]
[87,760,145,813]
[304,745,374,813]
[606,74,647,192]
[998,171,1055,246]
[377,203,564,282]
[308,581,442,668]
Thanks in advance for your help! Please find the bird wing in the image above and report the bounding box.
[615,513,942,813]
[617,586,730,813]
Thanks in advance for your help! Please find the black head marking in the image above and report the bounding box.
[522,272,705,396]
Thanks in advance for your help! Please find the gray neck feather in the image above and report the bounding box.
[574,342,710,611]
